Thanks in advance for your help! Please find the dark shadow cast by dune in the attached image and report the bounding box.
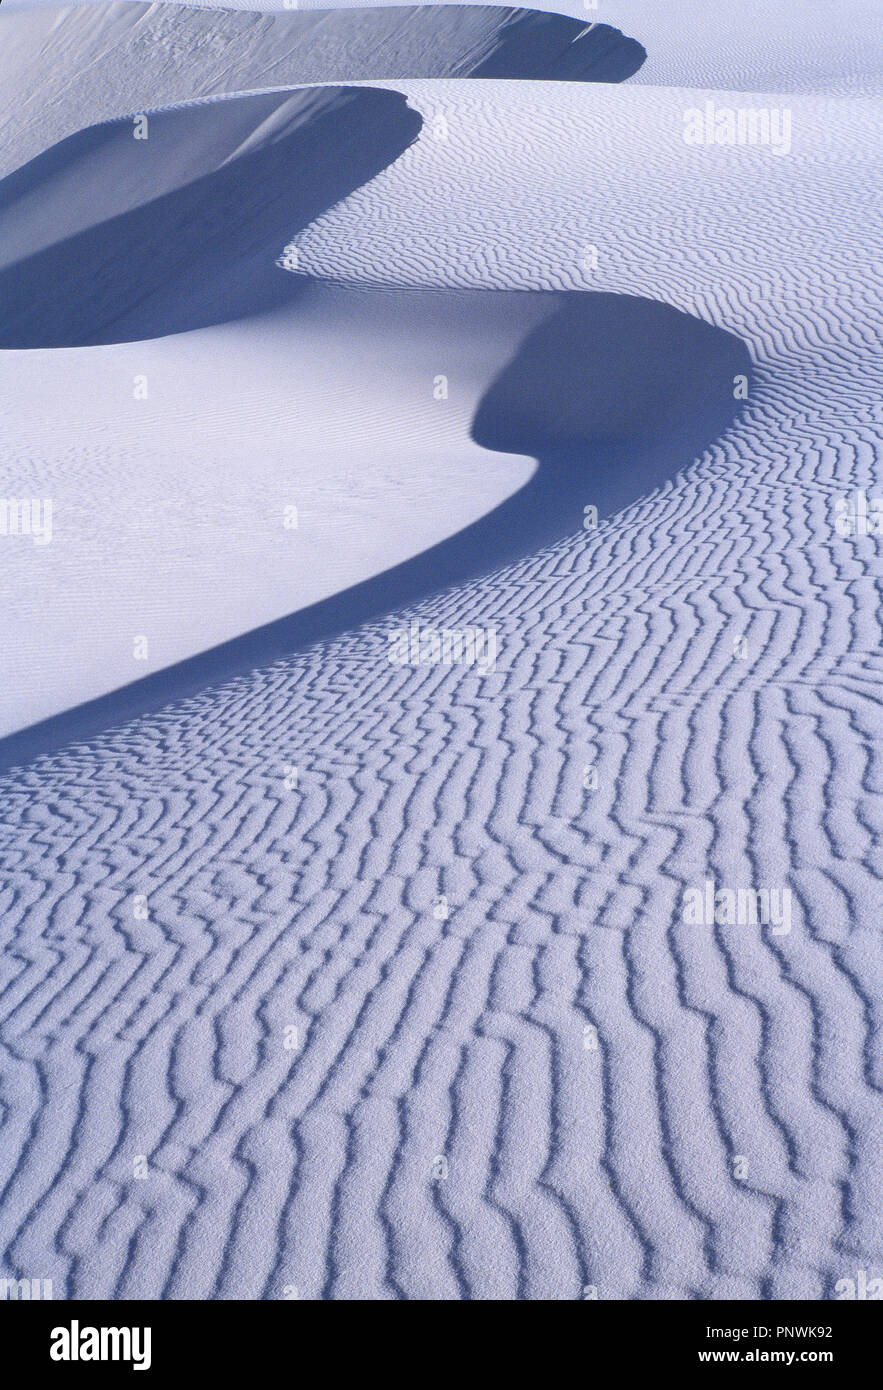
[0,290,750,772]
[467,14,645,82]
[0,87,422,348]
[471,291,751,528]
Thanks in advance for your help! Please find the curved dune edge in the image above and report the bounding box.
[0,3,645,177]
[1,0,877,106]
[0,286,750,762]
[0,86,424,347]
[0,15,880,1307]
[0,77,749,743]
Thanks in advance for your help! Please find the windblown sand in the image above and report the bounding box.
[0,2,880,1299]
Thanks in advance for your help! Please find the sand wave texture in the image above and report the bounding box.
[0,8,881,1301]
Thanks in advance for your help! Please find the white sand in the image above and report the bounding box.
[0,2,880,1301]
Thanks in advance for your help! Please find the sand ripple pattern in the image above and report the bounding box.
[0,386,880,1298]
[0,74,881,1301]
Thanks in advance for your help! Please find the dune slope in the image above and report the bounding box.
[0,2,645,175]
[0,54,880,1302]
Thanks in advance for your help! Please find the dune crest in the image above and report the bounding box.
[0,287,750,763]
[0,0,880,1308]
[0,3,645,176]
[0,87,422,346]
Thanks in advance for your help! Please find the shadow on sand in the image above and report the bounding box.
[0,288,750,771]
[0,86,423,347]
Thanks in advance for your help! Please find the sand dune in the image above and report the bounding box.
[0,86,425,345]
[0,2,881,1304]
[0,274,750,756]
[2,0,877,113]
[0,2,644,176]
